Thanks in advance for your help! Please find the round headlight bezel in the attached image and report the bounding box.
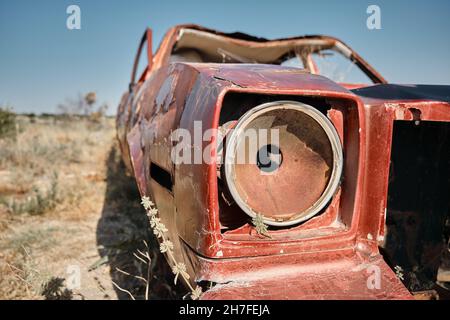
[223,100,344,227]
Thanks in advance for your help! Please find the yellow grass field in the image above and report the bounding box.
[0,115,182,300]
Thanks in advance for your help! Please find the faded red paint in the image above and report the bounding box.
[117,24,450,299]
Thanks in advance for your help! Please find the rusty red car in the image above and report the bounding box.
[117,24,450,300]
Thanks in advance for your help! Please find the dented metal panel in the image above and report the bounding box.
[200,254,411,300]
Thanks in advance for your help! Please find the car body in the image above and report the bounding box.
[117,24,450,299]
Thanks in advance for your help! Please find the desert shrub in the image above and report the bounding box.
[57,92,108,124]
[0,236,54,299]
[0,107,17,139]
[1,173,60,215]
[0,119,88,171]
[41,277,73,300]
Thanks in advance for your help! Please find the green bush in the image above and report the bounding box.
[0,107,17,139]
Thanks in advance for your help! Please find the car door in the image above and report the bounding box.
[117,29,152,173]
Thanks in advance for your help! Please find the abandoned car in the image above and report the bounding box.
[116,24,450,299]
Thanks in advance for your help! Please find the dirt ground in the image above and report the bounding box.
[0,115,184,300]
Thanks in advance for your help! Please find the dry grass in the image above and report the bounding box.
[0,115,116,299]
[0,115,183,300]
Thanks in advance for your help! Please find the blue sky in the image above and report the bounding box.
[1,0,449,114]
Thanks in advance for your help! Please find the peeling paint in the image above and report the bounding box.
[115,24,450,300]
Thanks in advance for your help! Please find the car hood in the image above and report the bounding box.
[180,62,353,94]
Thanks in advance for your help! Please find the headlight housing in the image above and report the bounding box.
[224,101,343,227]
